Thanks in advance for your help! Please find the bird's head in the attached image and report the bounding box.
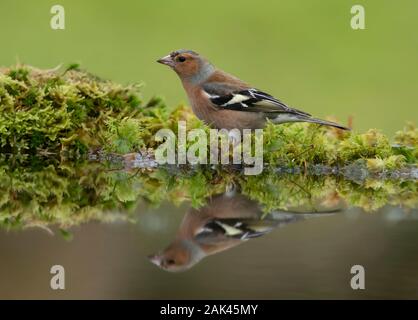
[148,239,206,272]
[157,49,214,83]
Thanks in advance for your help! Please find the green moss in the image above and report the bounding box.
[395,123,418,146]
[0,64,177,157]
[1,65,418,171]
[104,118,144,153]
[366,155,406,172]
[338,129,392,161]
[0,65,417,229]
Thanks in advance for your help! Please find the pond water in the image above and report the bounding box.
[0,156,417,299]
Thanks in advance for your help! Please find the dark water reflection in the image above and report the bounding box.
[148,191,340,272]
[0,157,418,299]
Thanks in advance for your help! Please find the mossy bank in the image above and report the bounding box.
[1,64,417,170]
[1,65,418,229]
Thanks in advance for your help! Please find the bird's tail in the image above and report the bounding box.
[303,117,350,131]
[271,113,350,131]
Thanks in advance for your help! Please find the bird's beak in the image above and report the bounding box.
[157,55,174,67]
[148,254,162,266]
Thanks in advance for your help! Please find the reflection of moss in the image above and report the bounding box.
[239,168,418,213]
[0,157,132,229]
[1,156,417,229]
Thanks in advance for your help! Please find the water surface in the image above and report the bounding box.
[0,158,417,299]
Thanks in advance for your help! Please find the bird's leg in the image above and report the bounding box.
[228,130,242,147]
[225,182,237,197]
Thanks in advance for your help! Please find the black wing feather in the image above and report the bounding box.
[207,88,311,117]
[195,218,274,242]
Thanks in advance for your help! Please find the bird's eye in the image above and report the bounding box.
[166,259,175,265]
[177,56,186,62]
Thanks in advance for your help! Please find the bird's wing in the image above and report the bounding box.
[195,218,277,242]
[202,83,311,117]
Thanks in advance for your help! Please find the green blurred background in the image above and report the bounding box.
[0,0,417,135]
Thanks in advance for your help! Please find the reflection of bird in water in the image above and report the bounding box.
[148,189,339,272]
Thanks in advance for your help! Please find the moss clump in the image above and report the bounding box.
[366,155,406,172]
[0,64,184,157]
[1,64,418,171]
[262,122,418,171]
[338,129,392,161]
[1,65,417,231]
[395,122,418,147]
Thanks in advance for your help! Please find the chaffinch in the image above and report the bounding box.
[148,190,335,272]
[157,49,349,131]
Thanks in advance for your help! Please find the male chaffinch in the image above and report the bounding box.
[148,190,336,272]
[157,49,349,131]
